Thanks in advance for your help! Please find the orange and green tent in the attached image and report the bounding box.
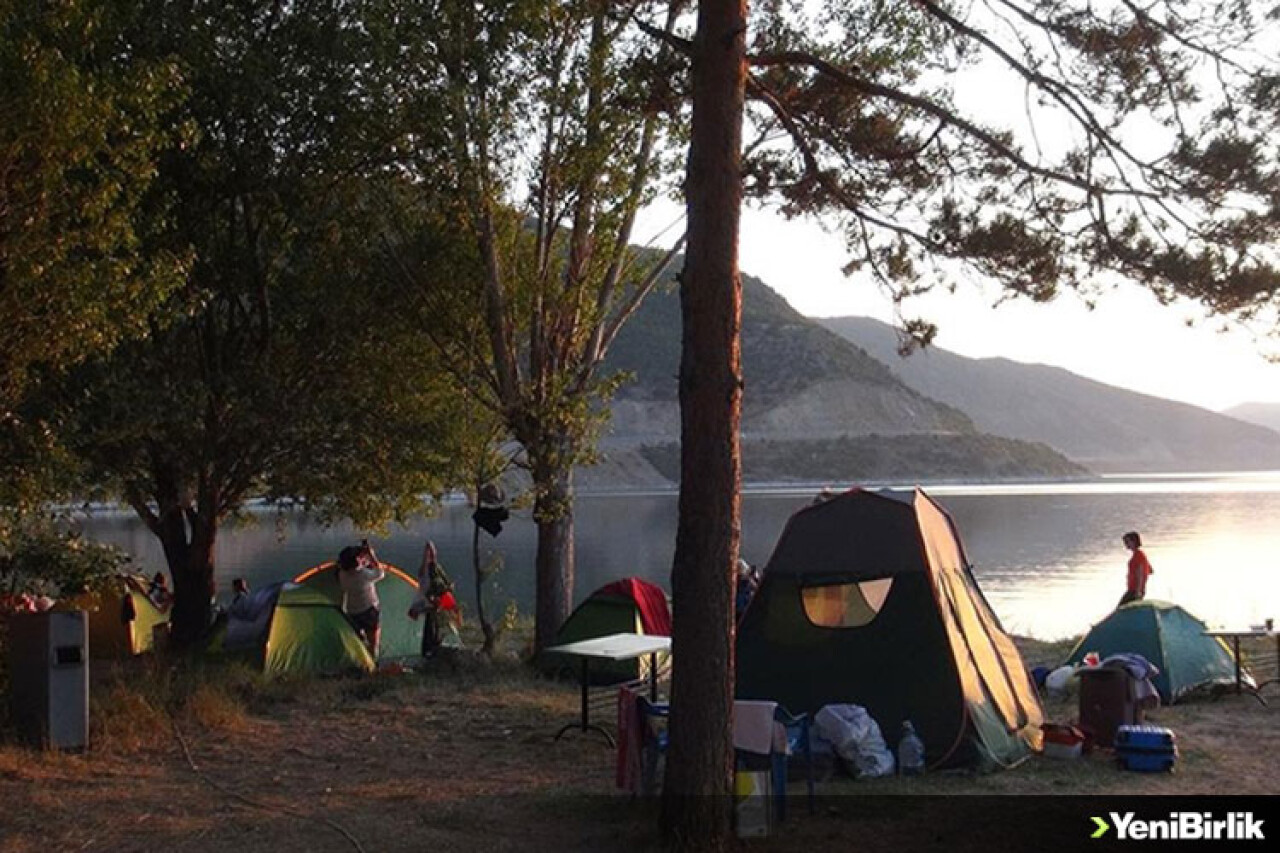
[736,487,1043,770]
[226,562,424,676]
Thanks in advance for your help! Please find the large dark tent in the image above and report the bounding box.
[736,488,1043,770]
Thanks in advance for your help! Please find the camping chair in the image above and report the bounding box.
[733,701,816,823]
[771,707,816,821]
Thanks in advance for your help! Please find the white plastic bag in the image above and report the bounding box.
[814,704,895,778]
[1045,664,1078,694]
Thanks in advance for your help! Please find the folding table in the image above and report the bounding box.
[544,632,671,746]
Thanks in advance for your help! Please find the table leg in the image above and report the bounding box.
[581,657,590,729]
[553,657,615,747]
[649,652,658,702]
[1235,636,1242,694]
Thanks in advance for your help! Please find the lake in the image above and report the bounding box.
[78,472,1280,641]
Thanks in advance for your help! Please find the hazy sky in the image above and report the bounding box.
[638,200,1280,414]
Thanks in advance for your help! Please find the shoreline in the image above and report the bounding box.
[37,468,1280,512]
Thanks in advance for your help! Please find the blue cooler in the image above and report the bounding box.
[1114,724,1177,772]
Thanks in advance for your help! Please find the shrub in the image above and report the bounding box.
[0,516,132,601]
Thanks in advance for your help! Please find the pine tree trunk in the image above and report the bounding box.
[532,463,575,652]
[661,0,747,847]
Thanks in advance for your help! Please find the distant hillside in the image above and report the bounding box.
[1221,402,1280,434]
[589,272,1088,485]
[640,434,1089,484]
[603,274,973,446]
[820,316,1280,473]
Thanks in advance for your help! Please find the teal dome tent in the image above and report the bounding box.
[1064,600,1244,703]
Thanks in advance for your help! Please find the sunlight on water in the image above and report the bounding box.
[78,472,1280,642]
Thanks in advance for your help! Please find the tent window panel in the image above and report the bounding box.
[801,578,894,628]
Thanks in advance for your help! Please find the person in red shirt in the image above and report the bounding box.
[1119,531,1153,607]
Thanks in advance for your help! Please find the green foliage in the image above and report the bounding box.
[0,0,188,413]
[0,516,131,599]
[387,1,685,487]
[51,0,471,526]
[15,2,478,642]
[741,0,1280,331]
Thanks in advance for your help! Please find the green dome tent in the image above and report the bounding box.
[736,488,1044,771]
[1064,600,1244,703]
[537,577,671,684]
[227,562,424,676]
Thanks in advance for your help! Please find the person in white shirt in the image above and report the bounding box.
[338,541,385,659]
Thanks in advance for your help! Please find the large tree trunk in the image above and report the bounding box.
[155,506,217,648]
[661,0,747,847]
[531,461,575,652]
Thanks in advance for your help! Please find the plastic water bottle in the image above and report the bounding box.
[898,720,925,776]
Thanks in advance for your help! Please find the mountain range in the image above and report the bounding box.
[588,275,1086,486]
[572,269,1280,487]
[819,317,1280,473]
[1221,402,1280,434]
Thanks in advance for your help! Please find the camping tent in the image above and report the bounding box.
[538,577,671,683]
[225,562,423,676]
[62,574,169,657]
[736,487,1044,770]
[1064,600,1243,703]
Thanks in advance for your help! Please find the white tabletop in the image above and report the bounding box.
[1204,629,1276,639]
[544,632,672,661]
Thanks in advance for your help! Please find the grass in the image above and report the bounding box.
[0,632,1276,852]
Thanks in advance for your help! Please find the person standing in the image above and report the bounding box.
[410,540,455,659]
[1118,531,1153,608]
[338,541,385,659]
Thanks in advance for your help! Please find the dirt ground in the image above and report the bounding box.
[1,639,1277,852]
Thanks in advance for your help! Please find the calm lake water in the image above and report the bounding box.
[78,472,1280,641]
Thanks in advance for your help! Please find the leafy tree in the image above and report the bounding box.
[386,0,686,650]
[657,0,1280,844]
[0,0,187,409]
[0,0,187,512]
[38,0,472,644]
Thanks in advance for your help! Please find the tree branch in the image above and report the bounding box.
[749,48,1163,202]
[590,233,687,383]
[746,74,941,251]
[631,14,694,57]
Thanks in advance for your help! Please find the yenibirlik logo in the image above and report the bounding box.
[1091,812,1266,841]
